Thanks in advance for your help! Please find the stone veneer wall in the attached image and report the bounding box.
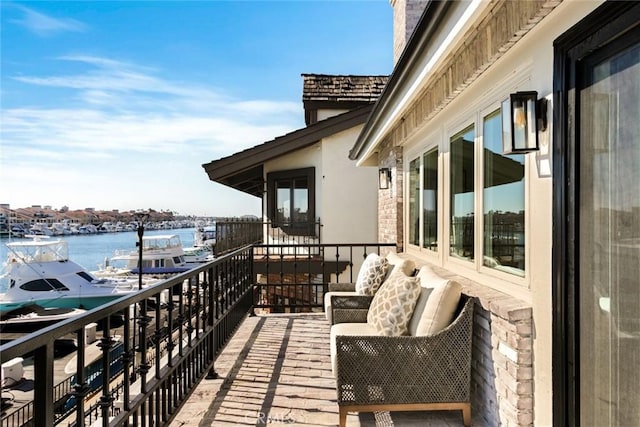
[411,260,534,426]
[377,145,404,250]
[391,0,430,64]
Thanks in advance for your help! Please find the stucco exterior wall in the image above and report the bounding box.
[317,108,350,122]
[263,125,378,245]
[374,1,605,425]
[320,125,378,244]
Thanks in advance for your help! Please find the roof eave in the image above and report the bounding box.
[203,104,374,196]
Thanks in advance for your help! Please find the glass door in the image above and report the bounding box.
[577,27,639,427]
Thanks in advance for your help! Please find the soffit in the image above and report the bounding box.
[202,105,374,197]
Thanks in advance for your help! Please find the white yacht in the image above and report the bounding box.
[0,236,141,315]
[97,234,192,276]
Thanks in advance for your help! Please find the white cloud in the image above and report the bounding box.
[1,54,303,215]
[10,5,87,36]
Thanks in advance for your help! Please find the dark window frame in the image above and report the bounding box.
[552,2,640,425]
[266,167,316,235]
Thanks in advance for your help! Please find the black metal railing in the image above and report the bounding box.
[0,241,394,426]
[252,243,395,313]
[213,219,323,256]
[0,246,254,427]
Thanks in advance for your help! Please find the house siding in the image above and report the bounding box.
[375,1,572,426]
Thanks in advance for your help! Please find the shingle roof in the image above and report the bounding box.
[302,74,388,103]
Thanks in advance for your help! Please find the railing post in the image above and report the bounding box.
[73,326,89,425]
[32,343,54,427]
[206,265,219,380]
[98,318,115,427]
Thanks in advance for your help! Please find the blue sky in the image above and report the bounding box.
[1,1,392,216]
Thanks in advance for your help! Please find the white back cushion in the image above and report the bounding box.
[407,286,434,336]
[385,252,416,277]
[414,280,462,336]
[416,264,449,288]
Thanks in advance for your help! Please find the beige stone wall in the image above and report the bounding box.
[390,0,429,64]
[377,144,403,250]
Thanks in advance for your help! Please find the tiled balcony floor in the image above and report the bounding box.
[170,313,469,427]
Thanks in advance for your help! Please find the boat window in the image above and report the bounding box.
[76,271,95,282]
[20,279,69,291]
[173,256,182,265]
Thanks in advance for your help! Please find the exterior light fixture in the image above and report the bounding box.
[502,91,548,154]
[379,168,391,190]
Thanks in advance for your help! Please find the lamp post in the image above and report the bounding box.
[131,211,149,383]
[133,211,150,290]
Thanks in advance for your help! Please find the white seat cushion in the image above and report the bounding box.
[414,280,462,336]
[366,269,421,336]
[330,322,379,375]
[324,291,358,323]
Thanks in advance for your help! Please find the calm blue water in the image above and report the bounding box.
[0,228,197,292]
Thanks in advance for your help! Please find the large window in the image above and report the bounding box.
[450,125,475,261]
[483,110,525,276]
[408,103,528,278]
[267,167,315,234]
[409,158,420,246]
[408,148,438,251]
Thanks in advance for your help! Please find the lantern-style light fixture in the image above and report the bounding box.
[378,168,391,190]
[502,91,547,155]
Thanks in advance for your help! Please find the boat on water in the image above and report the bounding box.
[194,225,216,249]
[0,304,86,333]
[0,236,142,315]
[183,246,214,264]
[95,234,193,276]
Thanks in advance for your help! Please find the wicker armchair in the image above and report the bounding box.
[334,294,474,426]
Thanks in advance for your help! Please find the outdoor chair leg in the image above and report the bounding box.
[462,403,471,426]
[339,407,347,427]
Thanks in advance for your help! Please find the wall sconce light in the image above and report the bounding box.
[502,91,548,155]
[378,168,391,190]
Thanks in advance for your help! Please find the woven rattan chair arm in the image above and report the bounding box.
[332,309,369,325]
[331,295,373,325]
[329,282,357,292]
[331,295,373,309]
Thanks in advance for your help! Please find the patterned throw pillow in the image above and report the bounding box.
[367,270,421,336]
[355,253,390,296]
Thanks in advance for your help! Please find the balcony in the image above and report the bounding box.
[171,312,469,426]
[0,241,471,426]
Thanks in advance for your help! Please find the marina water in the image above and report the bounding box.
[0,228,197,293]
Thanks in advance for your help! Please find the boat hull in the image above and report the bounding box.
[0,294,127,315]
